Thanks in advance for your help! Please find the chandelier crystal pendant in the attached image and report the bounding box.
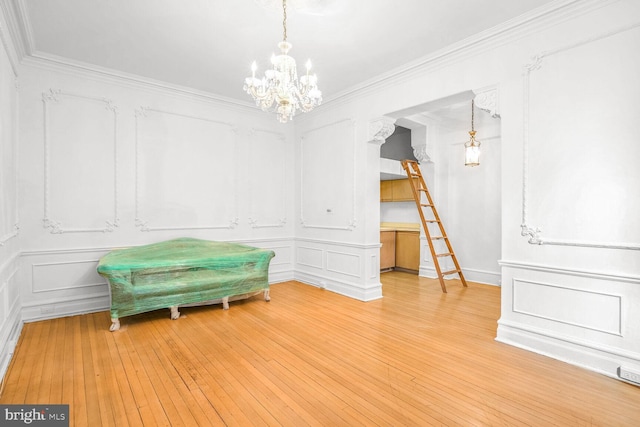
[464,99,481,166]
[243,0,322,123]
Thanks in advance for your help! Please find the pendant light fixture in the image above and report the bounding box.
[464,99,481,166]
[243,0,322,123]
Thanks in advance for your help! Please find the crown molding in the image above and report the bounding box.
[21,52,262,112]
[5,0,617,112]
[0,0,24,75]
[322,0,615,106]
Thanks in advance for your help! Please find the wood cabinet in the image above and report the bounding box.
[380,180,394,202]
[380,229,420,272]
[380,231,396,271]
[380,178,418,202]
[395,231,420,272]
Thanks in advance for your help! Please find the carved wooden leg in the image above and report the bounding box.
[264,289,271,302]
[110,318,120,332]
[170,306,180,320]
[222,296,229,310]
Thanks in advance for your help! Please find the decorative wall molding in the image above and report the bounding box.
[42,89,119,233]
[367,117,396,145]
[473,86,500,118]
[520,23,640,251]
[134,107,239,231]
[248,127,288,228]
[300,119,357,230]
[0,225,18,247]
[500,260,640,284]
[412,145,430,163]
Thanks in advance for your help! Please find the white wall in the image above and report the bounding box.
[292,0,640,381]
[15,63,296,323]
[1,0,638,385]
[432,118,502,285]
[0,8,21,380]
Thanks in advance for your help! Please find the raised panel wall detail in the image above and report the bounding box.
[32,260,104,293]
[326,251,361,277]
[248,128,287,228]
[296,246,323,269]
[135,108,239,231]
[512,279,622,335]
[42,90,118,233]
[521,24,640,250]
[300,119,357,230]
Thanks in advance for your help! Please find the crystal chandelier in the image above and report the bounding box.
[243,0,322,123]
[464,99,481,166]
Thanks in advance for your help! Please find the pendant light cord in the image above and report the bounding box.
[471,99,475,132]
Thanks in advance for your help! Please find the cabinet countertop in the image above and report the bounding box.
[380,223,420,232]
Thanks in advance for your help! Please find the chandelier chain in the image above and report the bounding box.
[282,0,287,42]
[471,98,475,131]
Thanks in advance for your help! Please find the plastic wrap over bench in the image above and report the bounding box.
[97,237,275,331]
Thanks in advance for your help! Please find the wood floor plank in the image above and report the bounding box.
[1,274,639,426]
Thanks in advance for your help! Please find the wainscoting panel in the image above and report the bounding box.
[294,239,382,301]
[0,255,22,382]
[498,261,640,379]
[19,239,295,322]
[326,251,361,278]
[32,259,104,293]
[135,108,239,231]
[512,279,621,335]
[296,246,324,269]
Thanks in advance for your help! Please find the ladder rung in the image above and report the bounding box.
[420,204,433,207]
[431,236,446,240]
[425,220,439,223]
[441,269,461,276]
[436,253,453,257]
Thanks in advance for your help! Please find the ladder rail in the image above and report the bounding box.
[401,160,467,293]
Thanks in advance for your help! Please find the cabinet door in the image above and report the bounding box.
[395,231,420,271]
[380,180,393,202]
[380,231,396,270]
[391,178,418,201]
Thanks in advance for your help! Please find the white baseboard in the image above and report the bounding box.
[21,292,111,323]
[463,268,501,286]
[0,302,23,383]
[294,271,383,301]
[496,319,640,381]
[420,266,500,286]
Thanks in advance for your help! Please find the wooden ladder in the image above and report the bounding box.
[401,159,467,293]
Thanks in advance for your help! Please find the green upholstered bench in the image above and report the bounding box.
[97,237,275,331]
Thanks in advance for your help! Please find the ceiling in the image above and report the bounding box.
[11,0,557,106]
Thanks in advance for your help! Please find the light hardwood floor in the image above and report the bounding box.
[1,272,639,426]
